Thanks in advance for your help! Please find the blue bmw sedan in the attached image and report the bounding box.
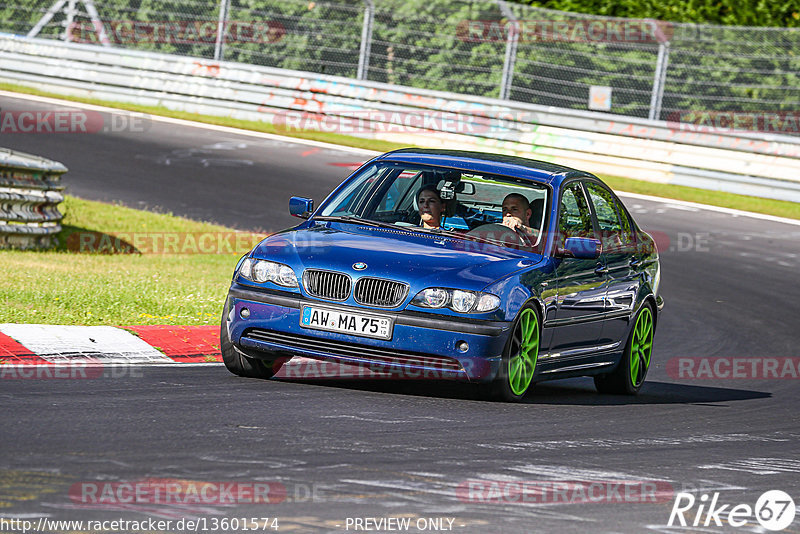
[221,149,663,402]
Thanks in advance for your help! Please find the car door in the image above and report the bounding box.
[584,181,640,346]
[548,180,607,355]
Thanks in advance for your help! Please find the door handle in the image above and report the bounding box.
[594,263,609,275]
[630,257,641,268]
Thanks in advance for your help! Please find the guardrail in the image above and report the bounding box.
[1,34,799,202]
[0,147,67,249]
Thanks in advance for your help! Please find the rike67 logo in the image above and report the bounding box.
[668,490,796,531]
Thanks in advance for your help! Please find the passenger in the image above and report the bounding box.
[501,193,539,238]
[417,185,447,230]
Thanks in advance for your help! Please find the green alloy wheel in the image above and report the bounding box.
[509,308,539,395]
[482,305,540,402]
[629,305,654,387]
[595,303,654,395]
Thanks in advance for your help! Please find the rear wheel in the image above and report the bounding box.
[220,310,284,379]
[595,303,654,395]
[481,305,540,402]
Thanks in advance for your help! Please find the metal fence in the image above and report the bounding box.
[2,0,798,124]
[3,35,799,203]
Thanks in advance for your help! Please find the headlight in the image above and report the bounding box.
[252,260,276,283]
[451,290,476,313]
[475,293,501,312]
[239,259,298,288]
[278,265,297,287]
[239,258,253,279]
[417,288,449,308]
[411,288,500,313]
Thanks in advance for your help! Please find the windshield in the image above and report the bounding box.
[318,161,549,252]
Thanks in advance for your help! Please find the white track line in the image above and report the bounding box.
[616,191,800,227]
[2,89,798,226]
[0,323,172,363]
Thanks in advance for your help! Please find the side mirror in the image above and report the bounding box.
[561,237,601,259]
[458,182,475,195]
[289,196,314,219]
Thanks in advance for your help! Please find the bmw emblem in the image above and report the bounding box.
[353,262,367,271]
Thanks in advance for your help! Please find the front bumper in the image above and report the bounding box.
[225,285,511,382]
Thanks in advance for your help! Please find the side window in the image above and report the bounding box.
[374,171,420,215]
[323,165,383,216]
[615,201,635,246]
[586,182,625,251]
[559,182,594,241]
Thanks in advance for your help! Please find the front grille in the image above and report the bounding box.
[303,269,351,301]
[242,328,463,371]
[354,277,409,308]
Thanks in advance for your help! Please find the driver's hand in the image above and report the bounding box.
[502,215,524,231]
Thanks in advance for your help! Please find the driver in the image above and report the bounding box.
[417,185,447,230]
[501,193,539,238]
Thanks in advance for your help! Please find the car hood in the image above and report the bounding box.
[252,222,544,291]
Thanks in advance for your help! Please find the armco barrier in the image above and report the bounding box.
[0,147,66,249]
[1,35,799,202]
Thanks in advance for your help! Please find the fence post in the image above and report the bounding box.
[81,0,110,46]
[62,0,77,42]
[497,0,518,100]
[214,0,231,61]
[28,0,110,46]
[357,0,375,80]
[648,41,670,121]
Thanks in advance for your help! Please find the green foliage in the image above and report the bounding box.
[2,0,797,117]
[520,0,800,28]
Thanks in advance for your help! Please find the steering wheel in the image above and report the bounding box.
[466,223,532,247]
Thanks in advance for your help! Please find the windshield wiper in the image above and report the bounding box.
[431,227,530,249]
[434,228,490,244]
[315,215,411,232]
[315,216,517,248]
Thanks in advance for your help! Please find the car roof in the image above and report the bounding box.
[375,148,592,186]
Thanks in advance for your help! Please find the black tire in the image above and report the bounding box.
[220,310,284,379]
[594,302,655,395]
[480,304,541,402]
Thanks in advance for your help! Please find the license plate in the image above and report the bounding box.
[300,305,393,340]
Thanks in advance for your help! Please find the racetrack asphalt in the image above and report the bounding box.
[1,93,799,533]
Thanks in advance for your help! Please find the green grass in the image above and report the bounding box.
[3,81,797,220]
[0,196,259,326]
